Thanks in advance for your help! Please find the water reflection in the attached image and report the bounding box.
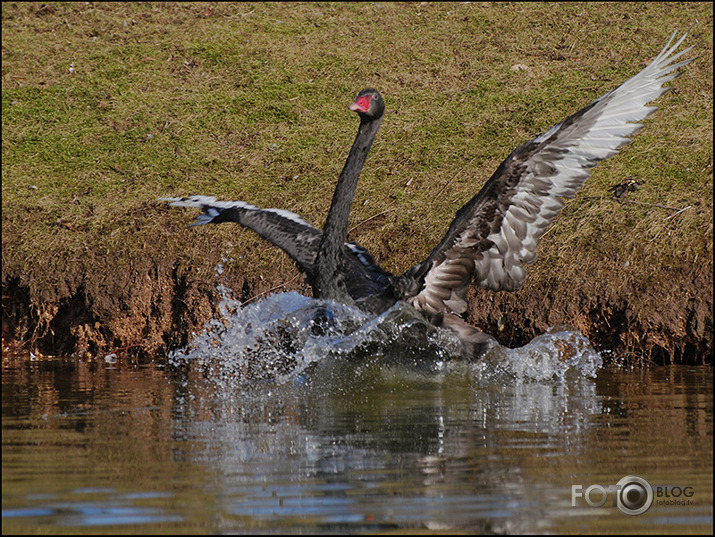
[165,346,609,533]
[2,352,712,533]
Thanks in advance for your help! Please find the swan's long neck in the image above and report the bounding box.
[313,116,383,302]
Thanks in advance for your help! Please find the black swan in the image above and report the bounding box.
[161,32,692,359]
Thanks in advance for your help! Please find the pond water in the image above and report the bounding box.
[2,293,713,534]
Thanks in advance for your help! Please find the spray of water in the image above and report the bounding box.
[168,282,602,391]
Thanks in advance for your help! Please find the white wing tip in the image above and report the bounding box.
[159,195,218,208]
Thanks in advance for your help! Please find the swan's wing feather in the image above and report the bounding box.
[160,195,322,271]
[343,242,393,301]
[401,31,692,317]
[161,196,393,297]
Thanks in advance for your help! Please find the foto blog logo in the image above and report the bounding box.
[571,475,695,516]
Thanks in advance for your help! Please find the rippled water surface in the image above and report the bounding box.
[2,293,713,534]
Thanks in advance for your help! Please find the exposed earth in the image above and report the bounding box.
[2,213,712,366]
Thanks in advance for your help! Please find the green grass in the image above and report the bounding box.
[2,2,712,360]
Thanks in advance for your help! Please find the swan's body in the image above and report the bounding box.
[162,32,692,359]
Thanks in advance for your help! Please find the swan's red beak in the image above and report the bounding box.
[349,94,372,114]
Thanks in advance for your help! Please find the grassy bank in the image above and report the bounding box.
[2,2,712,363]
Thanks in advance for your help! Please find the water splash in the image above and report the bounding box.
[471,327,603,384]
[168,289,602,389]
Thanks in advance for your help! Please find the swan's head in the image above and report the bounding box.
[349,88,384,121]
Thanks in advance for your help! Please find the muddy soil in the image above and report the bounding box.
[2,232,711,365]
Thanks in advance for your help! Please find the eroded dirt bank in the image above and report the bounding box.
[2,242,711,365]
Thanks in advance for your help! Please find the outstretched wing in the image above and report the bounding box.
[160,195,323,272]
[161,195,393,298]
[400,31,692,317]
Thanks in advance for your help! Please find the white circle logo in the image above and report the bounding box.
[616,475,653,515]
